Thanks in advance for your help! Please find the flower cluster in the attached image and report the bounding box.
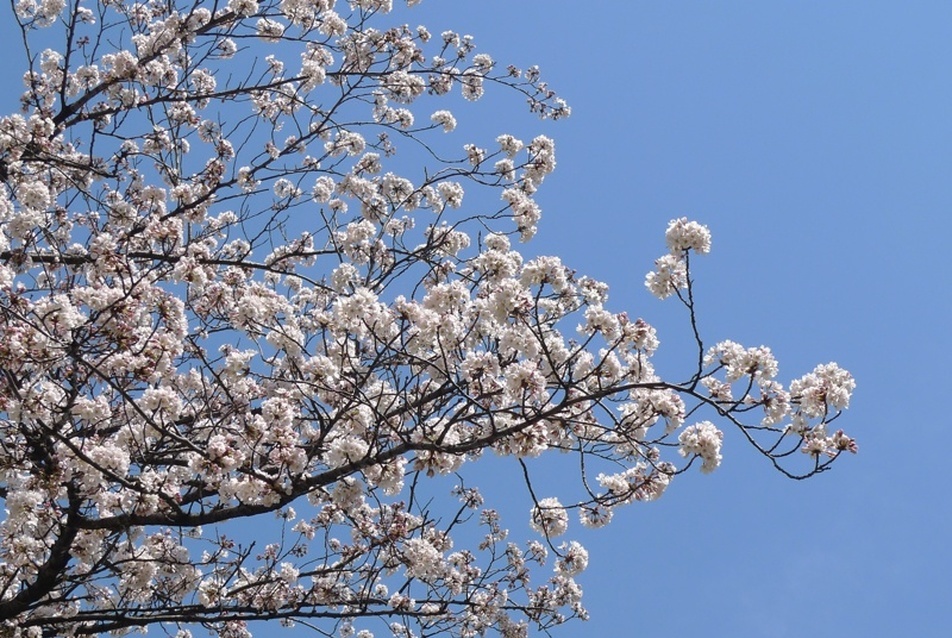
[645,217,711,299]
[0,2,854,637]
[678,421,724,473]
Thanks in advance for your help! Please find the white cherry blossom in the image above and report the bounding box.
[0,2,855,636]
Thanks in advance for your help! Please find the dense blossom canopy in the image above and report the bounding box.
[0,1,855,637]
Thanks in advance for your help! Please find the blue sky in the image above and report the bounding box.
[2,1,950,637]
[405,2,950,636]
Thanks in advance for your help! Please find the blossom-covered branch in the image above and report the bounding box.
[0,1,854,637]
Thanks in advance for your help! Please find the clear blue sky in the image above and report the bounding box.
[3,2,949,636]
[406,2,951,636]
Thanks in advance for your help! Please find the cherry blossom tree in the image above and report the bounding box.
[0,1,857,637]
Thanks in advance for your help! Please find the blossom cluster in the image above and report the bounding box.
[645,217,712,299]
[0,1,854,637]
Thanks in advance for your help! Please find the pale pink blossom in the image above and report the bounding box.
[0,4,855,635]
[431,110,456,132]
[679,421,724,473]
[665,217,712,254]
[530,497,569,537]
